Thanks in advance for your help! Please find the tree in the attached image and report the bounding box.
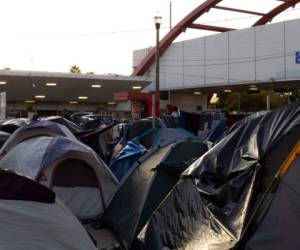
[70,65,81,73]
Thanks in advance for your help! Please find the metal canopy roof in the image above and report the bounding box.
[0,70,151,103]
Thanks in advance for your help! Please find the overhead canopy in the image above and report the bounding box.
[0,70,151,103]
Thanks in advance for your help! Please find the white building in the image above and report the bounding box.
[133,18,300,111]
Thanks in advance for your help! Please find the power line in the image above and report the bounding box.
[5,6,300,39]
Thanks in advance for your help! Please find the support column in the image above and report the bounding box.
[266,95,271,111]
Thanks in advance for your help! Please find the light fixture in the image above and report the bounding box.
[91,84,102,88]
[25,100,35,103]
[78,96,88,100]
[69,101,78,104]
[223,89,232,93]
[132,86,142,90]
[0,81,7,85]
[193,91,202,95]
[46,82,57,86]
[154,16,162,25]
[249,85,258,91]
[107,101,116,105]
[250,87,258,91]
[35,95,46,99]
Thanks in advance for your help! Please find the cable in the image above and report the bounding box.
[4,5,300,39]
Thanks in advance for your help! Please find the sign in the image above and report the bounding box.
[0,92,6,121]
[296,52,300,64]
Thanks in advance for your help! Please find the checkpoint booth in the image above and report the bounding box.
[113,92,160,120]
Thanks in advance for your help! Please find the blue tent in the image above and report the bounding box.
[110,140,147,181]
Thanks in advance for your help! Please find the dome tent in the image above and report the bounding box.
[0,136,118,221]
[0,169,97,250]
[87,139,208,249]
[0,120,76,159]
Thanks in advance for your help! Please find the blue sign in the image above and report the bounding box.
[296,52,300,64]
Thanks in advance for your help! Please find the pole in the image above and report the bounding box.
[266,94,271,111]
[153,19,161,128]
[237,93,241,112]
[169,1,172,31]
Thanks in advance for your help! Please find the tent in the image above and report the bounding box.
[0,118,29,133]
[44,116,83,134]
[138,127,197,149]
[0,169,96,250]
[137,102,300,249]
[87,139,208,249]
[109,140,147,181]
[0,120,76,159]
[0,131,10,149]
[111,118,165,161]
[123,118,165,142]
[0,136,118,220]
[78,122,118,163]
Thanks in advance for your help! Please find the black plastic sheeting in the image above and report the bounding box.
[138,102,300,250]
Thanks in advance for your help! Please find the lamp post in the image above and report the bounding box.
[152,15,162,128]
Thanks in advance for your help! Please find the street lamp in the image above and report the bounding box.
[152,15,162,128]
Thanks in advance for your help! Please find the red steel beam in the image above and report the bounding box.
[189,23,235,32]
[132,0,222,76]
[213,6,266,16]
[253,0,300,26]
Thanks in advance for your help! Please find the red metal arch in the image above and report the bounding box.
[132,0,300,76]
[253,0,300,26]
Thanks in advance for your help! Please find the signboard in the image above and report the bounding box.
[0,92,6,121]
[296,51,300,64]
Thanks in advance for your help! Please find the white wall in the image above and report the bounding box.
[133,18,300,91]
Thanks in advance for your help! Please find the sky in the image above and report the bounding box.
[0,0,300,75]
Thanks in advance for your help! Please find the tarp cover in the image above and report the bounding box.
[139,102,300,249]
[110,140,147,181]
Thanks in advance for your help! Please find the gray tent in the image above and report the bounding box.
[87,139,208,249]
[0,136,118,220]
[0,170,96,250]
[0,120,76,159]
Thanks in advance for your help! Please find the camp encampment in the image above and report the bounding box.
[137,102,300,250]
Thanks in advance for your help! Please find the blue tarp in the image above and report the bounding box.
[110,140,147,181]
[205,119,227,143]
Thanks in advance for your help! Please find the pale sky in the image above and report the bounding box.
[0,0,300,75]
